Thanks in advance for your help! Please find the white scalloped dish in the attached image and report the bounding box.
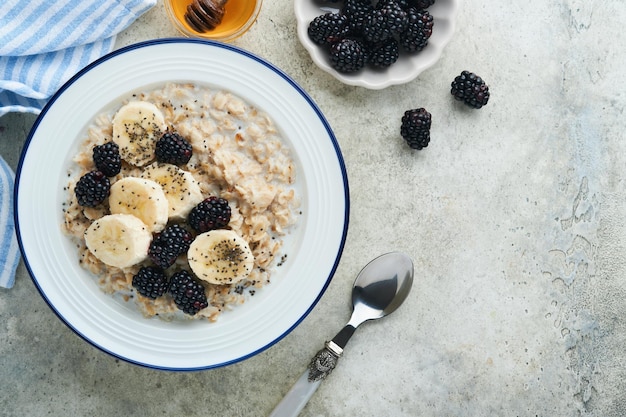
[15,39,349,371]
[294,0,460,89]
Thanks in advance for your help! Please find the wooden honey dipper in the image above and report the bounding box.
[185,0,229,32]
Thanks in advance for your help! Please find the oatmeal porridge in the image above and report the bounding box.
[62,82,299,321]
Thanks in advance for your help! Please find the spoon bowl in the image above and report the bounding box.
[351,252,414,323]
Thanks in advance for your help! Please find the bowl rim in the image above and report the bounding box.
[14,38,350,371]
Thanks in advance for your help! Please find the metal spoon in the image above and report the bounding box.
[269,252,414,417]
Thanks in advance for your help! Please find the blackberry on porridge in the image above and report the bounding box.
[62,82,299,321]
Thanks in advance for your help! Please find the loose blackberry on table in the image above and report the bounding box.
[187,196,232,233]
[155,130,193,165]
[132,266,170,299]
[169,270,209,316]
[74,170,110,207]
[148,224,194,269]
[450,70,490,109]
[92,142,121,177]
[400,108,432,150]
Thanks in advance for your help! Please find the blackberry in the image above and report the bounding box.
[411,0,435,9]
[187,196,231,233]
[132,266,169,299]
[379,0,410,10]
[368,38,400,68]
[92,142,121,177]
[155,131,193,165]
[169,270,209,315]
[363,1,408,43]
[399,8,433,52]
[307,13,350,46]
[341,0,374,34]
[400,108,432,150]
[451,71,490,109]
[74,171,110,207]
[148,224,194,269]
[329,38,368,73]
[386,0,411,10]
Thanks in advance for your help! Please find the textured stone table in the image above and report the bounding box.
[2,1,625,416]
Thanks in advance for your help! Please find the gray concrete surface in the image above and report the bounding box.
[2,0,626,416]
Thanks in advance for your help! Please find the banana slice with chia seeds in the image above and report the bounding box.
[109,177,169,233]
[112,101,166,166]
[84,214,152,269]
[188,229,254,285]
[140,162,204,220]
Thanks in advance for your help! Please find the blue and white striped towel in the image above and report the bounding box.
[0,0,156,118]
[0,155,19,288]
[0,0,155,288]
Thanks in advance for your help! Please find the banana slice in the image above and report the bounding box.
[188,229,254,285]
[140,162,204,220]
[84,214,152,269]
[112,101,166,166]
[109,177,169,233]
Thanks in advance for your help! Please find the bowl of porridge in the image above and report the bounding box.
[15,39,349,370]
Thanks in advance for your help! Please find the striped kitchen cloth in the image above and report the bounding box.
[0,0,156,118]
[0,155,19,288]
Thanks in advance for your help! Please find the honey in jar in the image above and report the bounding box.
[166,0,262,41]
